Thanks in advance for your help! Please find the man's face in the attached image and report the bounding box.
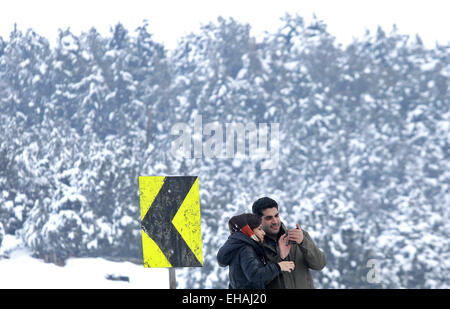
[261,207,281,237]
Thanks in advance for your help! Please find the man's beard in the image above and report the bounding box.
[264,224,279,238]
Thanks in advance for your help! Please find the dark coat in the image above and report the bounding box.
[217,232,281,289]
[261,222,326,289]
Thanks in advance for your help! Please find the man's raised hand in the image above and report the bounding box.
[287,223,304,244]
[278,234,291,259]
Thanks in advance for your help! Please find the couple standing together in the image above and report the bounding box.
[217,197,326,289]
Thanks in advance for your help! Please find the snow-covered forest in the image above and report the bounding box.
[0,15,449,288]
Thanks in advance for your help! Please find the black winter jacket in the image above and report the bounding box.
[217,232,281,289]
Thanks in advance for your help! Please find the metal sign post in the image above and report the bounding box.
[169,268,176,289]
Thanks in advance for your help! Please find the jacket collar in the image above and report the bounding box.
[231,231,265,252]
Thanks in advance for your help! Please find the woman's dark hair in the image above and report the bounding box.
[228,213,262,234]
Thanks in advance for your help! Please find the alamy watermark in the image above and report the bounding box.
[366,259,382,284]
[170,115,279,169]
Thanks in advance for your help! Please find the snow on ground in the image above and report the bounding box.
[0,235,169,289]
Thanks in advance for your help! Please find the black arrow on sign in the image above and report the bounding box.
[141,176,201,267]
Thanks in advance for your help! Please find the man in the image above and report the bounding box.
[252,197,326,288]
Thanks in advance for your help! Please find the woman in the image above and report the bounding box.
[217,213,295,289]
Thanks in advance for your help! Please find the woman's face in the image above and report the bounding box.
[253,224,266,243]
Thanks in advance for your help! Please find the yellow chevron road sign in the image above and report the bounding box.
[139,176,203,268]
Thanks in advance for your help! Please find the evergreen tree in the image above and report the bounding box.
[0,28,52,127]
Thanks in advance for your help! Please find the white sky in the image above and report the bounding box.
[1,0,449,50]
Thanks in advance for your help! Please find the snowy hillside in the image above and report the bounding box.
[0,235,169,288]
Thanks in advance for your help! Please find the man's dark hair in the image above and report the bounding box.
[252,197,278,217]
